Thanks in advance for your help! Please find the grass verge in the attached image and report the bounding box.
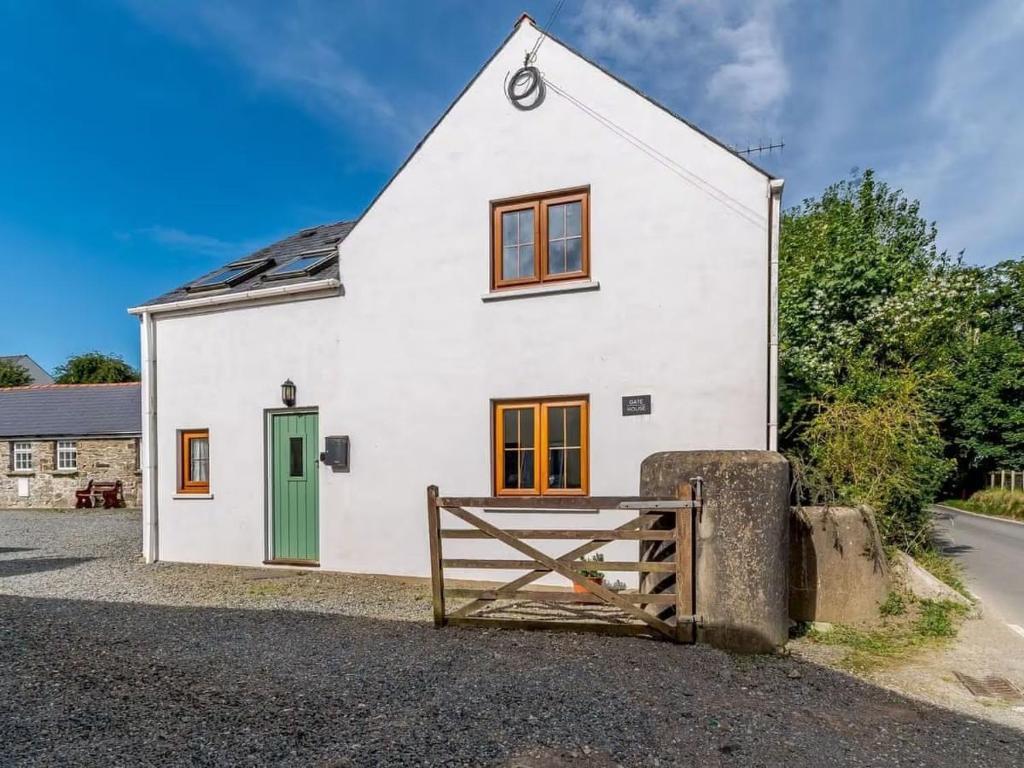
[940,490,1024,522]
[805,597,968,673]
[913,547,969,598]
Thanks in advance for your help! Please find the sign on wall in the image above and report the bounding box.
[622,395,652,416]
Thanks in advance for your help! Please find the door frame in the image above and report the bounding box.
[263,406,320,565]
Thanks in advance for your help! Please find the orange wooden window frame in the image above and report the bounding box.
[179,429,210,493]
[491,187,590,290]
[493,398,589,496]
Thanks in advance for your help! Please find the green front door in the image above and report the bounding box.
[270,412,319,562]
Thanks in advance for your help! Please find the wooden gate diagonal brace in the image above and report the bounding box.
[447,511,662,619]
[444,506,677,640]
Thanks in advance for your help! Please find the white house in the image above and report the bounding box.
[130,14,783,581]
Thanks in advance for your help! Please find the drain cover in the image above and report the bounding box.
[954,672,1024,703]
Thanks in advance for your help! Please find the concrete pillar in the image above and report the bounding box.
[640,450,790,653]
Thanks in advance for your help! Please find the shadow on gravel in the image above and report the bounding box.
[0,594,1021,768]
[0,556,93,578]
[0,547,36,554]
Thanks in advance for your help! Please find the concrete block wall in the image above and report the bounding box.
[641,450,791,653]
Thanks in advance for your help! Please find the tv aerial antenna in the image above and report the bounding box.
[734,139,785,157]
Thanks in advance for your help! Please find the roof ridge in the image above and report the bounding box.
[0,381,140,392]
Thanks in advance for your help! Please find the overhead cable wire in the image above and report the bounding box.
[543,77,768,230]
[527,0,566,65]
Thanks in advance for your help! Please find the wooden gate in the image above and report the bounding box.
[426,484,700,643]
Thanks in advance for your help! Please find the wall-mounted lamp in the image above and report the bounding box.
[281,379,296,407]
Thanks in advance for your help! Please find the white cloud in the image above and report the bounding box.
[570,0,790,143]
[121,0,398,138]
[706,7,789,126]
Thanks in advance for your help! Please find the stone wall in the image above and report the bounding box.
[0,438,141,508]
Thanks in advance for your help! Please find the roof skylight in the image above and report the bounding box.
[187,258,272,292]
[262,249,336,281]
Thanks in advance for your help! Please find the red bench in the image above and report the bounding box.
[75,480,125,509]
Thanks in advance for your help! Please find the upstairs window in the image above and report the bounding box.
[492,188,589,289]
[56,440,77,471]
[179,430,210,493]
[494,397,589,496]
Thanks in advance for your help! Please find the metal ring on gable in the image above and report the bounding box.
[506,66,546,111]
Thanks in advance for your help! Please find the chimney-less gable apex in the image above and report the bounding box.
[349,14,772,242]
[514,12,536,29]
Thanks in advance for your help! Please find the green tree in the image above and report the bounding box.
[780,168,1024,540]
[935,260,1024,488]
[0,359,33,387]
[780,171,962,544]
[779,170,962,442]
[53,352,139,384]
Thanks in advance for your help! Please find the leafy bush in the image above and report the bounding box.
[793,369,952,549]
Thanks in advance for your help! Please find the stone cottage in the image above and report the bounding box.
[0,382,141,508]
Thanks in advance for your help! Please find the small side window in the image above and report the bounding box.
[179,430,210,493]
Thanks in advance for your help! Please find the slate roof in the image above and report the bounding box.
[139,220,355,308]
[0,355,53,385]
[0,383,141,439]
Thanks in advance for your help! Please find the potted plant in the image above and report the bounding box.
[573,553,605,594]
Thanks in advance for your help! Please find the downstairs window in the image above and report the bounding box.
[494,398,589,496]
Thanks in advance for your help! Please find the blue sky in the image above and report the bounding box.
[1,0,1021,373]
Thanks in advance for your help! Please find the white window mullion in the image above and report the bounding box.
[13,442,32,471]
[56,440,77,471]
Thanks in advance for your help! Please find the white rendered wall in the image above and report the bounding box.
[150,21,775,583]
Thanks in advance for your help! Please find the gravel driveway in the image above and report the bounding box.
[1,509,1021,767]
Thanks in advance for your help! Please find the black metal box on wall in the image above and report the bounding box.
[321,436,350,472]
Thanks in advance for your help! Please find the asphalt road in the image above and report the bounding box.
[933,505,1024,631]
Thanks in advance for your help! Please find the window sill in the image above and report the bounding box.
[6,471,35,477]
[173,492,214,500]
[481,280,600,302]
[51,470,79,476]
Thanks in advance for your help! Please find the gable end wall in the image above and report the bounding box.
[146,21,775,580]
